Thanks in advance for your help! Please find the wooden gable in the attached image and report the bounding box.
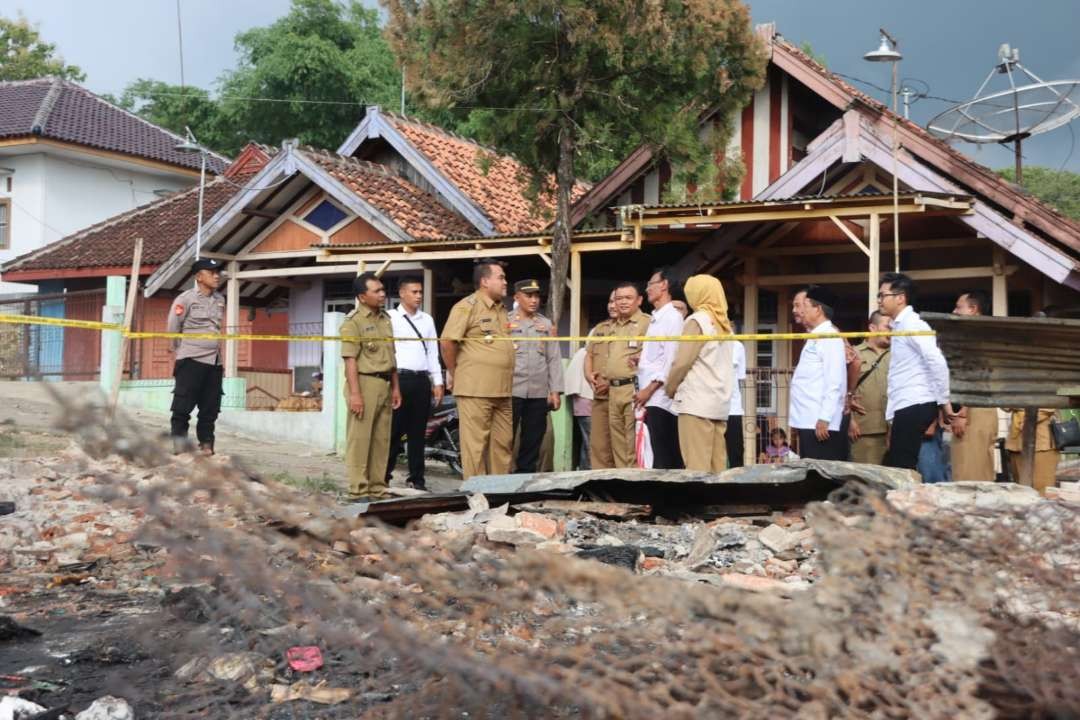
[247,190,391,254]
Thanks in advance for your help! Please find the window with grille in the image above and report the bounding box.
[0,201,8,249]
[755,324,777,413]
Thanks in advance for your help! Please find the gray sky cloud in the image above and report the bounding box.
[5,0,1079,172]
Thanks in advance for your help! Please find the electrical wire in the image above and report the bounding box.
[138,89,559,113]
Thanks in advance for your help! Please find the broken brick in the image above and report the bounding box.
[515,512,560,540]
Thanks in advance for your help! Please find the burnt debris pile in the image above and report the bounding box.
[1,398,1078,719]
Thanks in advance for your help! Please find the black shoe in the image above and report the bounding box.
[405,481,427,491]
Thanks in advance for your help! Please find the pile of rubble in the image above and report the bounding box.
[413,494,819,594]
[2,401,1078,718]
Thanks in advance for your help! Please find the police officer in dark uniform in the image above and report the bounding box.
[168,257,226,454]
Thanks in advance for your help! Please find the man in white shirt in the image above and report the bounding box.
[788,285,847,460]
[877,272,956,470]
[634,267,685,469]
[385,277,444,490]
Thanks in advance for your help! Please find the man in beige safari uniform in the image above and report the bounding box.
[440,259,515,479]
[341,272,401,503]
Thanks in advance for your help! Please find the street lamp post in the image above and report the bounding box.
[864,29,903,274]
[174,127,207,262]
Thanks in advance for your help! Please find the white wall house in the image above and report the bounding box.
[0,78,228,295]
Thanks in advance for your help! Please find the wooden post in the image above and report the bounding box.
[776,286,791,445]
[869,213,881,315]
[991,246,1008,316]
[109,237,142,416]
[569,250,582,355]
[422,266,434,317]
[742,257,759,466]
[224,260,240,379]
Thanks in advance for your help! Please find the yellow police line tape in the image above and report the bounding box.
[0,312,935,343]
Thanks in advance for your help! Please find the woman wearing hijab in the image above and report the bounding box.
[666,275,736,472]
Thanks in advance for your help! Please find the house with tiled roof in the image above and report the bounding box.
[144,106,591,327]
[2,105,581,399]
[561,23,1080,461]
[0,77,230,293]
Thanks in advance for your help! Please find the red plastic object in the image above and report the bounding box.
[286,646,324,672]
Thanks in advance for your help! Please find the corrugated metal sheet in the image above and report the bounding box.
[922,312,1080,408]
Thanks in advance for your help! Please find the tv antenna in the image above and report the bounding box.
[927,44,1080,184]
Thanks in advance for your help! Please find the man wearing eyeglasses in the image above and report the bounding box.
[634,267,685,469]
[876,272,957,471]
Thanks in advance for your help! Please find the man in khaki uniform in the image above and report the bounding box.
[849,310,891,465]
[585,291,617,469]
[950,290,999,481]
[341,273,401,502]
[440,259,514,479]
[605,282,650,467]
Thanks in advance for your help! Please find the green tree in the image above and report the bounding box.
[998,166,1080,221]
[385,0,767,324]
[113,79,223,146]
[214,0,400,153]
[0,15,84,82]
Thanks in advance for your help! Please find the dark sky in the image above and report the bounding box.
[6,0,1080,172]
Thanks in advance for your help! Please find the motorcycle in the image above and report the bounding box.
[422,396,462,477]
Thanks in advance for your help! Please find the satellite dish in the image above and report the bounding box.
[927,44,1080,184]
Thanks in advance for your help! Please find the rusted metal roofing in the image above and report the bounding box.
[922,312,1080,408]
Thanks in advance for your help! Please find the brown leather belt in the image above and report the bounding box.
[608,377,636,388]
[359,371,392,381]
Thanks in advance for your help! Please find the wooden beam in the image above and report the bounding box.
[239,249,321,261]
[992,246,1008,316]
[373,258,393,278]
[241,207,279,219]
[869,213,881,315]
[733,237,984,258]
[320,245,550,263]
[249,277,311,290]
[745,265,1020,287]
[200,251,239,261]
[235,264,363,279]
[625,201,951,230]
[829,215,871,256]
[225,260,240,378]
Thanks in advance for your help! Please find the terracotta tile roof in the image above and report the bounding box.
[381,112,590,234]
[1,179,238,275]
[301,148,477,240]
[0,78,229,173]
[771,35,1080,250]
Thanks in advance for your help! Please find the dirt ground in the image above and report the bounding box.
[0,381,463,496]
